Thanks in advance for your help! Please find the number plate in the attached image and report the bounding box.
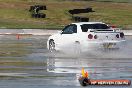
[103,43,116,48]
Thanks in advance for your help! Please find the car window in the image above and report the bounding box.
[81,24,110,32]
[61,24,77,34]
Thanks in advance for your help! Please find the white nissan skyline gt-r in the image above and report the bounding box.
[47,22,125,52]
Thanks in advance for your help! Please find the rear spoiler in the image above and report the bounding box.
[89,29,114,32]
[89,28,121,32]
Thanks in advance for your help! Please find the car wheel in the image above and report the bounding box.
[49,40,56,52]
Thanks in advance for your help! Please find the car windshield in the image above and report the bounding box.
[81,24,110,32]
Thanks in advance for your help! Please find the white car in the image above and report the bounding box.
[47,22,125,52]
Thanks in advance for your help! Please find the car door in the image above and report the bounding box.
[55,24,78,48]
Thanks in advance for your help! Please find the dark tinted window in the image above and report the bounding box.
[81,24,110,32]
[62,24,77,34]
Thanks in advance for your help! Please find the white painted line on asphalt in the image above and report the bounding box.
[0,73,28,76]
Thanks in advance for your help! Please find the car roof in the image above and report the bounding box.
[71,22,105,25]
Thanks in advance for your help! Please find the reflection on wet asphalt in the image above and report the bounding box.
[0,35,131,88]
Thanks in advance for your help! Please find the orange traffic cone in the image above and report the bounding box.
[16,34,20,40]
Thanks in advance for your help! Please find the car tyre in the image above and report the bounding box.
[49,40,56,52]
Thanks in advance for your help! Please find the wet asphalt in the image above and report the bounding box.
[0,34,131,88]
